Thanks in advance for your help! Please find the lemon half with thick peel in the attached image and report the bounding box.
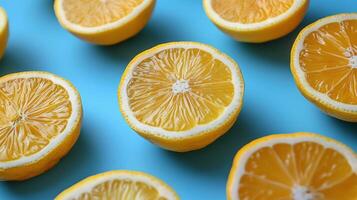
[0,71,82,180]
[203,0,309,43]
[119,42,244,152]
[55,170,179,200]
[227,132,357,200]
[291,13,357,122]
[0,7,9,59]
[54,0,155,45]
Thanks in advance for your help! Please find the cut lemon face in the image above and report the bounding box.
[0,7,8,59]
[0,72,82,180]
[203,0,309,43]
[227,132,357,200]
[291,13,357,122]
[54,0,155,45]
[119,42,244,152]
[55,170,179,200]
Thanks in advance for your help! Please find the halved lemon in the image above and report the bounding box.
[227,132,357,200]
[118,42,244,152]
[0,7,9,59]
[291,13,357,122]
[0,71,82,180]
[203,0,309,43]
[55,170,179,200]
[54,0,155,45]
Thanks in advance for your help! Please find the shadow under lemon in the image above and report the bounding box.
[158,103,273,176]
[230,8,333,66]
[85,15,181,65]
[0,42,41,75]
[0,125,101,199]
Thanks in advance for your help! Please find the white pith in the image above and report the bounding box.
[203,0,306,30]
[228,134,357,200]
[120,42,244,139]
[292,185,318,200]
[56,171,178,200]
[350,55,357,68]
[292,14,357,113]
[56,0,153,34]
[0,72,81,169]
[172,79,190,94]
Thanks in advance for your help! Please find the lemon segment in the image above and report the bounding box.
[55,170,179,200]
[227,133,357,200]
[291,13,357,122]
[0,72,82,180]
[211,0,294,24]
[119,42,244,152]
[54,0,155,45]
[0,7,9,59]
[203,0,309,43]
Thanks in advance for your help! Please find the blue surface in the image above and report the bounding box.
[0,0,356,199]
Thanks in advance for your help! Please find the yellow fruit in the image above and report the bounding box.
[0,71,82,180]
[291,13,357,122]
[203,0,309,43]
[54,0,155,45]
[55,170,179,200]
[227,132,357,200]
[0,7,9,59]
[119,42,244,152]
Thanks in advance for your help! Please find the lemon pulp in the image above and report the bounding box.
[238,141,356,199]
[299,19,357,104]
[0,78,72,161]
[126,48,235,132]
[211,0,294,23]
[62,0,144,27]
[74,180,167,200]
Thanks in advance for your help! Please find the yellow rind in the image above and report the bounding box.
[55,170,180,200]
[0,71,82,181]
[291,13,357,122]
[0,7,9,59]
[118,42,244,152]
[54,0,155,45]
[203,0,309,43]
[226,132,357,200]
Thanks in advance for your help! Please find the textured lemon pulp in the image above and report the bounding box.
[72,179,167,200]
[127,48,235,132]
[62,0,144,27]
[211,0,294,24]
[238,142,356,200]
[299,19,357,105]
[0,78,71,161]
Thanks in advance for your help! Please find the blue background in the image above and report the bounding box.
[0,0,356,199]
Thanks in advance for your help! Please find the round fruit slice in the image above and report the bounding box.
[0,71,82,180]
[0,7,9,59]
[203,0,309,43]
[227,132,357,200]
[291,13,357,122]
[54,0,155,45]
[119,42,244,152]
[55,170,179,200]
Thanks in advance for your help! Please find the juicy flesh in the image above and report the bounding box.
[74,179,167,200]
[0,78,71,161]
[127,48,235,132]
[238,142,357,200]
[211,0,294,24]
[62,0,144,27]
[300,19,357,105]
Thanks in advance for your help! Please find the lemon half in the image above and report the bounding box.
[0,71,82,180]
[54,0,155,45]
[227,132,357,200]
[119,42,244,152]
